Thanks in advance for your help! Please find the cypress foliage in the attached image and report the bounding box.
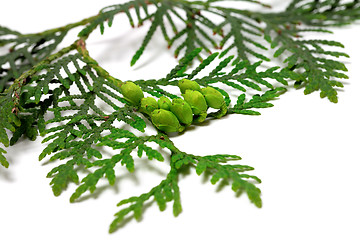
[0,0,358,233]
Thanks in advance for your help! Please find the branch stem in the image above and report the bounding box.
[76,38,123,87]
[20,15,99,38]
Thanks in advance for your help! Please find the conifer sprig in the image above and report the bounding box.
[8,42,272,229]
[0,15,98,93]
[109,139,261,233]
[0,25,67,92]
[286,0,360,26]
[32,45,276,201]
[0,0,358,234]
[258,9,351,102]
[89,0,355,102]
[109,162,182,233]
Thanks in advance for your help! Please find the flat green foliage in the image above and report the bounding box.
[0,0,359,234]
[79,0,357,102]
[218,11,269,62]
[34,55,147,196]
[229,87,287,115]
[110,151,261,232]
[33,47,267,213]
[107,0,356,102]
[0,92,21,168]
[0,146,8,168]
[259,6,353,102]
[0,25,68,92]
[109,166,182,233]
[195,154,262,207]
[69,129,168,203]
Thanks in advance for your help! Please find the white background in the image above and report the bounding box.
[1,1,359,239]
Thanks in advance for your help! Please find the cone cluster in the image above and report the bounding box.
[120,79,227,133]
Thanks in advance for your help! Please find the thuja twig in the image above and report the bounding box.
[0,0,358,233]
[76,38,123,87]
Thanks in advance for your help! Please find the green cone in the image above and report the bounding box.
[158,96,171,111]
[151,109,183,133]
[201,87,225,109]
[120,81,144,106]
[182,90,208,115]
[178,79,201,94]
[169,98,193,125]
[140,97,159,115]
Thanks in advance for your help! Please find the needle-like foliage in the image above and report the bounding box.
[0,0,358,234]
